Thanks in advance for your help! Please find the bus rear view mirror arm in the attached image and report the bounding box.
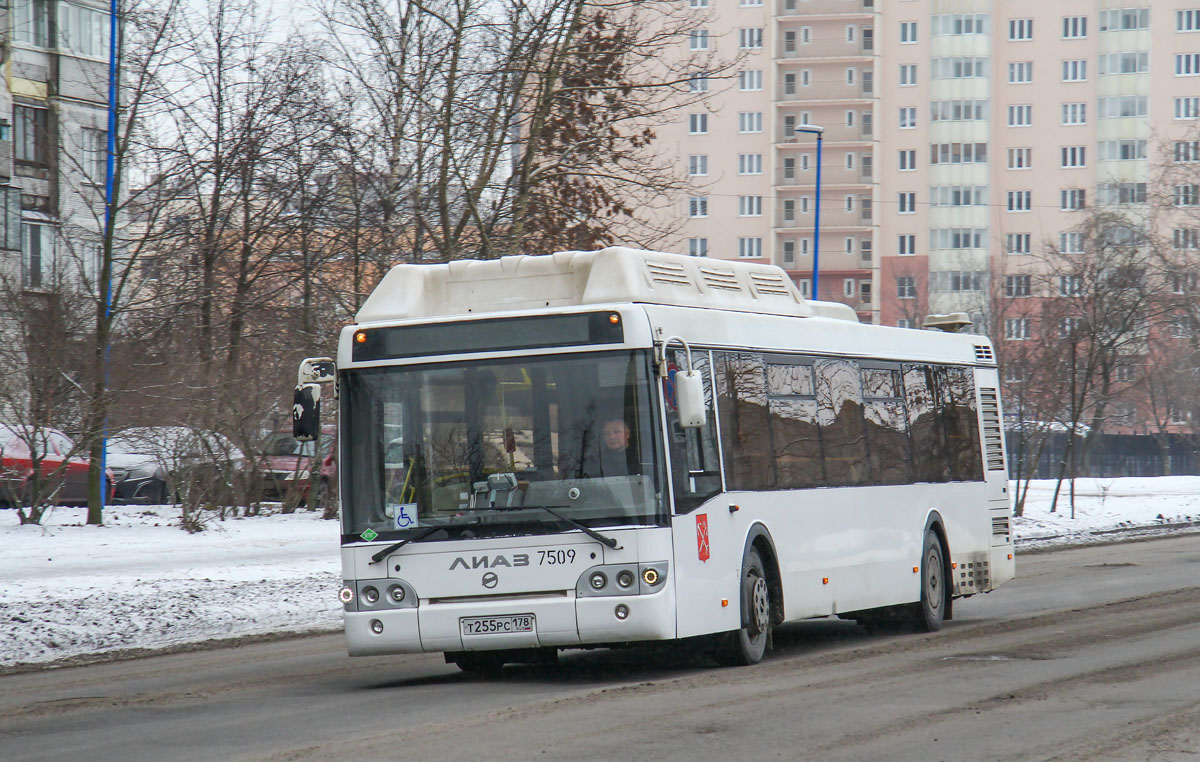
[657,336,707,429]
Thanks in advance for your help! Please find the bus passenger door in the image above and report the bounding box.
[663,350,741,638]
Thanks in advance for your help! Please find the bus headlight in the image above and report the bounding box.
[363,586,380,604]
[589,572,607,590]
[339,586,355,604]
[616,570,635,588]
[388,584,406,603]
[642,567,660,586]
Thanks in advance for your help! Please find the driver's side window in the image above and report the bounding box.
[665,349,721,513]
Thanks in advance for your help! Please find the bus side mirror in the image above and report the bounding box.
[293,383,321,441]
[675,370,707,428]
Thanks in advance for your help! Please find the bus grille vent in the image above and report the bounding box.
[749,271,792,297]
[646,260,693,287]
[973,344,995,364]
[991,516,1011,539]
[979,388,1006,471]
[957,558,992,592]
[700,266,742,292]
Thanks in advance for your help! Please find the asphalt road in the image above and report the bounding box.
[3,533,1200,762]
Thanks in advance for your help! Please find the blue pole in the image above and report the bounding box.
[812,132,822,301]
[101,0,117,510]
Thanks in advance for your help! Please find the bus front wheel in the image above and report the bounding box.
[910,529,947,632]
[716,547,771,666]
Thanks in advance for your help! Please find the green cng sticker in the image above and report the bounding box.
[361,528,379,542]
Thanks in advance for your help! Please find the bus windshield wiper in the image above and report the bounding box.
[369,525,445,564]
[497,504,622,550]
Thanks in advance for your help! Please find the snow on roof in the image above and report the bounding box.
[355,247,858,324]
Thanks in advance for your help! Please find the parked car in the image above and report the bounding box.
[253,426,335,507]
[0,424,110,507]
[107,430,171,505]
[105,427,244,506]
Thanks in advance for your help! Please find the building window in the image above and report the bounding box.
[1058,317,1084,338]
[738,69,763,91]
[846,110,856,127]
[1098,95,1147,118]
[899,64,917,86]
[898,234,916,255]
[738,112,763,133]
[1007,190,1032,212]
[932,14,989,36]
[782,239,796,266]
[930,142,988,165]
[14,105,49,165]
[1006,234,1032,254]
[1008,62,1033,84]
[899,21,917,43]
[843,278,855,297]
[899,107,916,129]
[1175,141,1200,162]
[1103,8,1150,31]
[1005,274,1032,297]
[1061,16,1087,39]
[931,57,987,79]
[689,29,709,51]
[1005,318,1032,340]
[1061,103,1087,125]
[1176,229,1200,251]
[1009,18,1034,41]
[1180,9,1200,31]
[930,229,986,250]
[1097,140,1147,161]
[898,192,916,214]
[930,186,987,207]
[1061,146,1086,168]
[1059,232,1085,253]
[689,196,708,218]
[1007,104,1032,127]
[688,155,708,176]
[58,2,110,58]
[1100,52,1148,75]
[931,99,987,121]
[688,113,708,134]
[1061,59,1087,81]
[898,149,916,171]
[81,127,107,182]
[1007,147,1032,169]
[738,195,763,217]
[1176,97,1200,120]
[1175,184,1200,207]
[1061,189,1086,210]
[1059,275,1084,296]
[1097,182,1147,204]
[738,27,763,49]
[897,319,912,330]
[688,73,710,93]
[739,0,763,6]
[21,221,55,289]
[897,276,916,299]
[13,0,51,47]
[738,237,763,258]
[738,153,763,175]
[688,238,708,256]
[929,271,985,292]
[689,0,709,7]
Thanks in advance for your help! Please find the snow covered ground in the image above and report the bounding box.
[3,475,1200,669]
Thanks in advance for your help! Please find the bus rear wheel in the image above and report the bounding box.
[716,547,771,666]
[910,529,947,632]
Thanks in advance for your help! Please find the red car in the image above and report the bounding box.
[255,426,336,506]
[0,425,111,507]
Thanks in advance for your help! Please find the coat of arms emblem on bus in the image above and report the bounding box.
[696,513,710,562]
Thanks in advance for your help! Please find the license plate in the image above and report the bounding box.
[461,614,535,636]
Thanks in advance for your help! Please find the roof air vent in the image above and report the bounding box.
[645,259,692,287]
[700,266,742,292]
[974,344,996,364]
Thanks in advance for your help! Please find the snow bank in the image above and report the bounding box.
[3,476,1199,668]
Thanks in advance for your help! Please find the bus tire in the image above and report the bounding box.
[910,528,947,632]
[716,547,771,666]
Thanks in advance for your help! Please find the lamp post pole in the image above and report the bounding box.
[795,125,824,300]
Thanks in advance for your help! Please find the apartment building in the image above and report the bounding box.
[5,0,112,293]
[652,0,879,321]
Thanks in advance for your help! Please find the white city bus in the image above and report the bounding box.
[299,247,1014,671]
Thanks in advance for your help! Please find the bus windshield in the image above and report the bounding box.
[341,350,666,543]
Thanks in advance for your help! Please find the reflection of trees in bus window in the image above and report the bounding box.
[769,398,824,488]
[716,352,773,490]
[944,367,983,481]
[862,366,913,485]
[861,367,900,399]
[903,364,950,483]
[767,363,815,396]
[815,359,870,486]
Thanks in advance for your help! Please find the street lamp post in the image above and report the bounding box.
[794,125,824,300]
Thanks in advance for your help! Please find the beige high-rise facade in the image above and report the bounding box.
[645,0,1199,332]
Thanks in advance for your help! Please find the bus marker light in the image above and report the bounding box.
[614,604,630,620]
[913,567,919,574]
[355,331,367,343]
[822,577,829,585]
[721,599,728,607]
[952,562,958,569]
[338,587,355,604]
[729,504,740,513]
[370,619,384,634]
[1008,554,1013,560]
[641,568,660,586]
[609,313,620,325]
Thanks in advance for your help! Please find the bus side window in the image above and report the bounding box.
[903,364,949,483]
[861,366,914,485]
[814,359,870,487]
[943,367,984,481]
[667,349,721,513]
[767,360,825,489]
[716,352,774,491]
